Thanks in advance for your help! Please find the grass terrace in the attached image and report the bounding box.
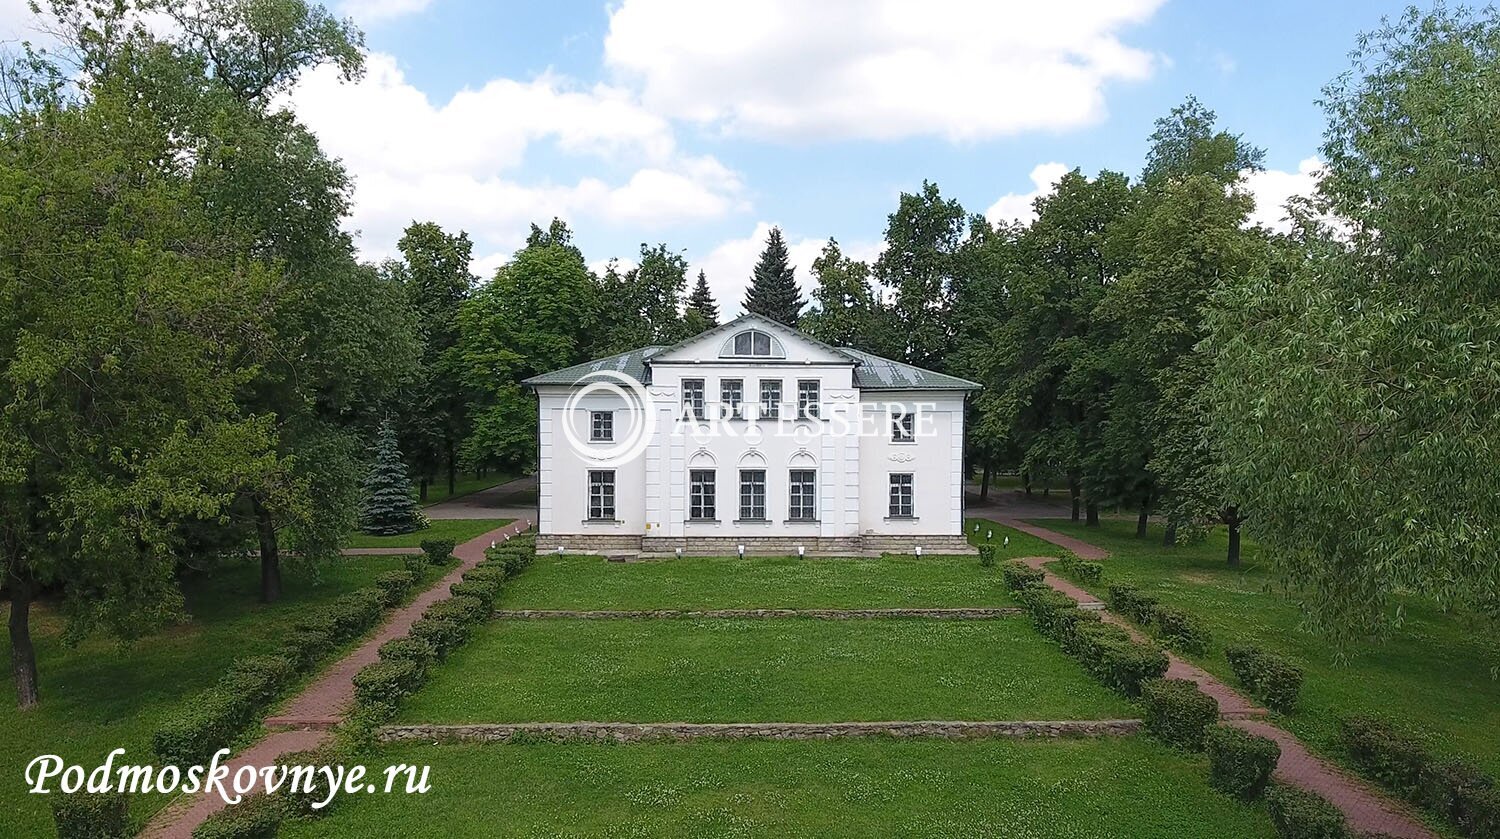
[344,518,513,549]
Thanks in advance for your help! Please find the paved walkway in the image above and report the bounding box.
[143,520,530,839]
[423,473,538,521]
[1007,534,1434,839]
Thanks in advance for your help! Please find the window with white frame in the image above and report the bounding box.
[731,330,774,356]
[738,469,766,520]
[588,470,616,520]
[891,411,914,442]
[721,379,744,419]
[797,380,820,419]
[591,410,613,441]
[788,470,817,521]
[689,469,716,520]
[888,473,914,518]
[759,380,782,420]
[682,379,706,420]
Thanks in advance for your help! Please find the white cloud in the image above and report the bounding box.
[0,0,36,41]
[1244,157,1324,233]
[985,162,1070,226]
[604,0,1165,142]
[285,52,746,267]
[338,0,434,24]
[694,222,883,318]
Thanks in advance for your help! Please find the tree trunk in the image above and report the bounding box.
[418,478,429,502]
[1136,505,1149,538]
[255,500,281,604]
[1085,501,1100,528]
[8,573,39,709]
[1225,506,1243,568]
[1163,522,1177,547]
[979,462,991,501]
[1022,470,1032,497]
[446,440,457,497]
[1069,480,1081,523]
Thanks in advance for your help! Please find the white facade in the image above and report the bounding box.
[527,315,978,555]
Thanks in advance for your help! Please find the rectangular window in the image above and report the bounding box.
[689,469,716,520]
[797,380,820,419]
[892,411,914,442]
[759,380,782,420]
[682,379,706,420]
[591,410,613,441]
[738,469,766,521]
[589,470,616,520]
[889,473,914,518]
[788,469,817,521]
[721,379,744,419]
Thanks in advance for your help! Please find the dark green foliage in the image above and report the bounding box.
[402,553,429,577]
[1056,555,1103,584]
[1206,724,1280,800]
[1463,786,1500,839]
[278,628,335,672]
[192,793,282,839]
[378,637,437,670]
[1141,678,1218,750]
[1149,604,1212,654]
[1419,759,1495,832]
[450,579,500,609]
[221,655,297,705]
[742,226,804,326]
[1226,644,1304,713]
[275,748,339,820]
[1107,583,1158,623]
[1265,784,1349,839]
[51,792,129,839]
[684,269,719,333]
[421,539,457,564]
[1339,716,1427,797]
[374,569,417,606]
[152,690,252,766]
[408,617,472,659]
[1083,633,1170,697]
[353,659,425,707]
[359,419,424,536]
[462,565,508,586]
[1339,715,1500,836]
[425,594,487,625]
[1018,587,1082,638]
[295,588,386,642]
[978,544,998,567]
[1001,561,1044,591]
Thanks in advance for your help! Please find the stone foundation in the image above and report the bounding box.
[537,533,977,556]
[380,719,1142,744]
[492,607,1023,620]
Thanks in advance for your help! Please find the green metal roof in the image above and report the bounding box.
[838,347,981,391]
[522,346,664,386]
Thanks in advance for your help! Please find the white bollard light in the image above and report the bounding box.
[986,529,993,541]
[675,547,683,559]
[798,545,805,558]
[1003,536,1010,547]
[915,546,923,557]
[974,523,979,533]
[556,545,565,555]
[738,544,745,558]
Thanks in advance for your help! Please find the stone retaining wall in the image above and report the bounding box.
[493,607,1023,620]
[536,533,978,556]
[380,719,1142,744]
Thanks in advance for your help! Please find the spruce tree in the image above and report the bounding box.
[743,226,805,326]
[359,419,425,535]
[684,269,719,334]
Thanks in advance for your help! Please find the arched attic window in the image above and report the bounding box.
[720,329,784,358]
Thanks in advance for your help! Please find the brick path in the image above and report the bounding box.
[142,520,530,839]
[1004,527,1436,839]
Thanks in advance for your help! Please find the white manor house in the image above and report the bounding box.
[524,313,980,556]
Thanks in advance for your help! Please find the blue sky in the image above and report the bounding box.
[2,0,1422,312]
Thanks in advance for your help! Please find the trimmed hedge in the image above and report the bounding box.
[408,616,471,658]
[977,544,999,567]
[52,792,130,839]
[1226,644,1305,713]
[292,588,385,643]
[378,636,437,670]
[1107,583,1158,623]
[420,538,456,564]
[1206,724,1280,800]
[352,659,425,707]
[222,655,297,705]
[1340,716,1499,837]
[425,594,487,625]
[1149,604,1212,655]
[402,553,428,577]
[374,569,417,606]
[1001,561,1044,591]
[275,748,339,820]
[192,793,282,839]
[1265,784,1349,839]
[463,564,509,585]
[1056,554,1103,585]
[278,628,335,671]
[153,690,252,766]
[1017,586,1081,638]
[1141,678,1219,751]
[450,579,501,609]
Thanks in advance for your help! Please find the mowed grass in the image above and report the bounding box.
[343,518,512,549]
[417,472,517,507]
[397,617,1131,723]
[281,737,1276,838]
[502,522,1055,611]
[0,556,411,836]
[1014,518,1500,777]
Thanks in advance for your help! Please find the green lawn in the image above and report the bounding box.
[0,555,414,836]
[344,518,512,549]
[502,523,1055,611]
[417,472,518,507]
[397,617,1132,723]
[1007,518,1500,777]
[281,737,1275,838]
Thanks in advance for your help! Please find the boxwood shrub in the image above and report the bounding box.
[420,538,457,564]
[424,594,486,625]
[374,569,417,606]
[1141,678,1219,751]
[378,637,436,670]
[1339,715,1499,836]
[463,565,509,585]
[1149,604,1212,655]
[402,553,428,577]
[450,579,501,609]
[1018,587,1082,639]
[220,655,297,706]
[278,628,335,672]
[408,616,471,658]
[52,792,130,839]
[977,544,999,567]
[1265,784,1349,839]
[1206,724,1281,800]
[1226,644,1305,713]
[1420,758,1496,833]
[192,793,282,839]
[1001,561,1044,591]
[1057,555,1103,584]
[352,659,425,707]
[1061,620,1169,697]
[1107,583,1158,623]
[152,690,253,766]
[275,748,340,820]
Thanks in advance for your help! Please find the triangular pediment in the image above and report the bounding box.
[649,313,855,365]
